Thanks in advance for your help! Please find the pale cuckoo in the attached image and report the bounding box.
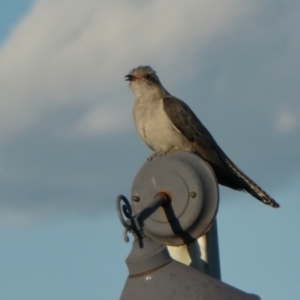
[125,66,280,208]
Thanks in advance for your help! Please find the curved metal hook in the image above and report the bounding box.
[116,194,166,244]
[116,195,132,229]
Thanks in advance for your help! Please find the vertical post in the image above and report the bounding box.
[167,220,221,280]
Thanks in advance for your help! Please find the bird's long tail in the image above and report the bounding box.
[225,157,280,208]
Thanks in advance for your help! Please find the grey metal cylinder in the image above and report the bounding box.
[131,150,219,246]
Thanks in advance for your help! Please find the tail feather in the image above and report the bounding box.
[225,158,280,208]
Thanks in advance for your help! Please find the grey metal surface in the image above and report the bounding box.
[125,236,172,276]
[175,220,221,279]
[121,258,260,300]
[118,150,260,299]
[131,150,219,246]
[121,224,260,300]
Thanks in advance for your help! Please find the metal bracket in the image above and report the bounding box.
[116,193,167,245]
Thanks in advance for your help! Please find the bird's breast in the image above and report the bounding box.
[133,98,193,152]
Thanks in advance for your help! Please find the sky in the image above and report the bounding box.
[0,0,299,299]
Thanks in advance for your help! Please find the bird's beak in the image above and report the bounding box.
[125,74,134,81]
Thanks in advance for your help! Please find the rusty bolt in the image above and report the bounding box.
[155,190,172,206]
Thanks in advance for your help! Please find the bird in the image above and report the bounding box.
[125,66,280,208]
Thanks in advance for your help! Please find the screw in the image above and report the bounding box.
[190,191,197,198]
[132,195,140,203]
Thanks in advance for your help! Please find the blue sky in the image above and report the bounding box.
[0,0,299,299]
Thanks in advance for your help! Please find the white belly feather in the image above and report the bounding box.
[133,98,193,152]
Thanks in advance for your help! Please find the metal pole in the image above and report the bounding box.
[167,220,221,280]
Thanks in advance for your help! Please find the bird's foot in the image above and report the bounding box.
[165,146,181,155]
[147,147,181,161]
[147,151,164,161]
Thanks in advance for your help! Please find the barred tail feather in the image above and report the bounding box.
[225,158,280,208]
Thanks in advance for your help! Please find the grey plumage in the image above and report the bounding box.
[125,66,280,208]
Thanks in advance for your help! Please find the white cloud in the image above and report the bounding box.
[0,0,262,140]
[1,0,300,229]
[276,109,298,134]
[72,104,131,136]
[0,206,55,227]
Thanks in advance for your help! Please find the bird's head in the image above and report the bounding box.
[125,66,167,98]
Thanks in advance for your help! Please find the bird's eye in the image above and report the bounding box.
[144,73,151,79]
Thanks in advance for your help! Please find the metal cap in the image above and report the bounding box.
[122,255,260,300]
[126,236,172,276]
[131,150,219,246]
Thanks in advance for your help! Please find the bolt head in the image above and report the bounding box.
[132,195,140,203]
[190,191,197,198]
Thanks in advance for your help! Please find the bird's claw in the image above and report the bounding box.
[147,147,181,161]
[165,146,180,155]
[147,151,165,161]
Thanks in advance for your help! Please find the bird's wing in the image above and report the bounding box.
[163,96,280,208]
[163,95,226,168]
